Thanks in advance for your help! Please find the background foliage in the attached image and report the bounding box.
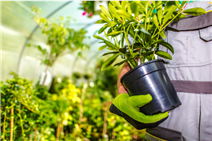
[1,68,146,141]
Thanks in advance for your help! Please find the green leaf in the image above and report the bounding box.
[104,30,109,40]
[110,1,121,9]
[137,2,145,13]
[160,30,166,38]
[179,1,187,10]
[105,21,117,27]
[116,10,133,20]
[121,1,128,10]
[162,5,178,25]
[131,2,138,17]
[27,43,31,47]
[151,39,174,54]
[119,47,126,53]
[127,4,132,15]
[139,28,151,35]
[175,1,180,8]
[156,50,172,60]
[95,20,107,24]
[102,51,119,56]
[98,25,108,34]
[120,33,125,48]
[153,14,159,29]
[157,8,163,24]
[100,5,112,19]
[108,3,121,20]
[152,1,156,7]
[179,14,186,19]
[183,7,206,16]
[100,12,110,22]
[114,59,127,66]
[107,31,123,36]
[98,45,107,51]
[107,27,113,34]
[164,1,176,14]
[101,53,120,71]
[160,42,174,54]
[104,40,117,50]
[107,47,115,50]
[145,2,149,14]
[93,35,106,41]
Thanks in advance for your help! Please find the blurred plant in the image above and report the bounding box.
[1,72,146,140]
[1,72,40,141]
[79,1,95,18]
[30,6,90,67]
[48,82,81,141]
[93,58,119,98]
[29,6,90,85]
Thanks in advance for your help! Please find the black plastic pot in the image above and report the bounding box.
[121,59,181,115]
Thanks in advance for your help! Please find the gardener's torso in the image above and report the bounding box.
[145,2,212,141]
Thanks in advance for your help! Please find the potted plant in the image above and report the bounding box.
[93,1,206,116]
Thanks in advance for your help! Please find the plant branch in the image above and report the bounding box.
[152,33,160,60]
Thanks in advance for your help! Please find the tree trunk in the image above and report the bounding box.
[41,65,49,86]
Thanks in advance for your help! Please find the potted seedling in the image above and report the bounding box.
[93,1,206,116]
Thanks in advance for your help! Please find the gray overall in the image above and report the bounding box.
[145,2,212,141]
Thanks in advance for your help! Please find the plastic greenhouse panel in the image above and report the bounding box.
[1,1,105,82]
[51,53,77,77]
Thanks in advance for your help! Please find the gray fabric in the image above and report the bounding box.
[167,12,212,31]
[157,2,212,141]
[171,80,212,94]
[159,92,201,140]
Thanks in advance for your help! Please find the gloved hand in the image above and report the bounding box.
[109,93,169,129]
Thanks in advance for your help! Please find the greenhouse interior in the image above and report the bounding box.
[1,1,212,141]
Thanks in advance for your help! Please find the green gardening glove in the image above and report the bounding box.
[109,93,169,129]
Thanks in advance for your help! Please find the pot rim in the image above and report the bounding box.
[120,59,165,83]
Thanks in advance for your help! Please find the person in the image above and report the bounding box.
[110,1,212,141]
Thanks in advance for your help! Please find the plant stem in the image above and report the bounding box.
[123,27,131,53]
[79,85,86,124]
[152,34,160,60]
[10,107,14,141]
[102,102,110,138]
[34,125,38,141]
[17,108,25,141]
[3,110,6,141]
[131,24,140,51]
[146,8,154,31]
[56,115,61,141]
[131,24,145,47]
